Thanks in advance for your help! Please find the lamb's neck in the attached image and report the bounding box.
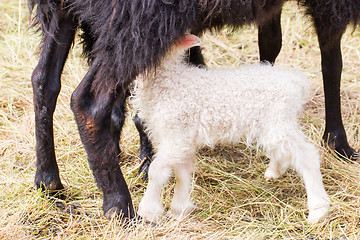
[162,50,187,68]
[139,50,187,87]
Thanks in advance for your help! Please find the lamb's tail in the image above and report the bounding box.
[273,66,312,107]
[292,70,311,102]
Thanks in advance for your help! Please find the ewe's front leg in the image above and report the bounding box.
[258,11,282,64]
[70,64,134,219]
[32,10,76,191]
[306,0,358,160]
[134,114,154,180]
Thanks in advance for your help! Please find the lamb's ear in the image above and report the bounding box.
[178,34,202,50]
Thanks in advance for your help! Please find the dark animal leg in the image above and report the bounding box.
[258,11,282,64]
[32,11,76,191]
[187,46,206,68]
[134,114,153,180]
[111,95,128,155]
[112,92,153,180]
[318,34,358,160]
[70,63,134,219]
[136,45,207,180]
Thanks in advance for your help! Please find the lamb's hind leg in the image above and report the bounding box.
[264,157,290,180]
[289,133,330,223]
[32,9,76,191]
[266,131,329,223]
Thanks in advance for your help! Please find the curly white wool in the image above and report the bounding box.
[133,35,330,224]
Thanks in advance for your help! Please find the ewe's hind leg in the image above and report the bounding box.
[138,153,173,222]
[171,157,196,217]
[71,62,134,219]
[187,46,206,68]
[304,0,358,160]
[110,93,128,155]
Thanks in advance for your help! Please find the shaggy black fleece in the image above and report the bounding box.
[28,0,360,93]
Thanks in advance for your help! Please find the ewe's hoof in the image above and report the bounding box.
[35,177,65,200]
[35,171,64,192]
[338,150,359,161]
[323,132,359,161]
[105,207,120,219]
[103,194,135,220]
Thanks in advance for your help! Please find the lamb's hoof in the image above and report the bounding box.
[138,201,163,223]
[307,203,330,224]
[171,201,195,219]
[264,168,279,181]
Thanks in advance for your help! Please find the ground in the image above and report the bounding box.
[0,0,359,239]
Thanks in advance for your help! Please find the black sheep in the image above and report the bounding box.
[28,0,359,219]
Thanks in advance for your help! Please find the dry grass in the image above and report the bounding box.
[1,0,360,239]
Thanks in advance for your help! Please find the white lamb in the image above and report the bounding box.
[133,34,330,224]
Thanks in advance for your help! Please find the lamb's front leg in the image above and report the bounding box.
[138,156,172,222]
[171,158,196,217]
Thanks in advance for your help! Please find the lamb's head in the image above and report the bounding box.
[174,34,202,52]
[138,34,202,86]
[163,34,203,65]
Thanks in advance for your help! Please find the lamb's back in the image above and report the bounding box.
[135,62,310,147]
